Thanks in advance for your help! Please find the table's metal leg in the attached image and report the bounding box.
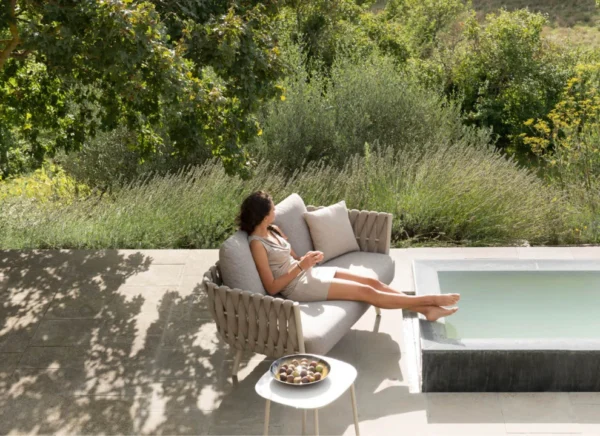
[350,384,360,436]
[314,409,319,436]
[302,409,307,435]
[264,399,271,436]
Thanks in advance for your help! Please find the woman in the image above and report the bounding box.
[240,191,459,321]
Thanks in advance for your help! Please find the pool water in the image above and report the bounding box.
[438,271,600,340]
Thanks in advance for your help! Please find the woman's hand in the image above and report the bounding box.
[299,251,324,270]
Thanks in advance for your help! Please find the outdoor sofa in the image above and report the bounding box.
[201,194,395,377]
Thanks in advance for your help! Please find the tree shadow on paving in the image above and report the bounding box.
[0,250,240,435]
[210,329,423,435]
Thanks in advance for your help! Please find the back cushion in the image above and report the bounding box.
[303,200,360,262]
[219,230,266,294]
[274,193,314,257]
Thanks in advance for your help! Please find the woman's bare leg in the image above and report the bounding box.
[333,269,460,307]
[327,278,459,313]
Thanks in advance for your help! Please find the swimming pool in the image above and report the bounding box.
[403,259,600,392]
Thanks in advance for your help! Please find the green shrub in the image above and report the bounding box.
[524,63,600,243]
[56,127,212,190]
[292,143,566,246]
[251,52,475,174]
[0,161,288,249]
[0,162,89,203]
[385,0,468,57]
[280,0,408,73]
[450,9,574,155]
[0,142,568,249]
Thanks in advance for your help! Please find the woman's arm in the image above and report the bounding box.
[250,240,303,296]
[271,224,300,260]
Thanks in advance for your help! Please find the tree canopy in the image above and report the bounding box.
[0,0,285,179]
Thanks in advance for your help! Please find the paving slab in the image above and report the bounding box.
[1,248,600,435]
[500,392,581,434]
[121,264,185,287]
[461,247,519,258]
[0,392,65,435]
[31,319,105,347]
[182,250,219,277]
[0,352,21,384]
[116,249,191,265]
[18,347,86,369]
[517,246,574,259]
[570,392,600,405]
[425,393,505,435]
[571,246,600,259]
[571,403,600,434]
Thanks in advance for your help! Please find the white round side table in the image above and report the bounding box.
[254,355,360,436]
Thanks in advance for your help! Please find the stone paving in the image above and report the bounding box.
[0,247,599,435]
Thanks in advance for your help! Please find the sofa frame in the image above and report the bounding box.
[202,206,393,378]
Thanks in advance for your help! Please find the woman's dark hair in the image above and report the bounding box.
[237,190,282,236]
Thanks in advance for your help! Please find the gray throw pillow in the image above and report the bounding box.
[219,230,266,294]
[274,193,314,257]
[303,200,360,262]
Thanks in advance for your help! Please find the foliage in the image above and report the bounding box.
[0,162,89,203]
[250,51,474,174]
[448,9,573,156]
[385,0,468,57]
[280,0,409,73]
[0,0,286,179]
[523,63,600,241]
[55,127,211,190]
[0,143,569,249]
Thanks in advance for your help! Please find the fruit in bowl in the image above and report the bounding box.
[270,354,331,386]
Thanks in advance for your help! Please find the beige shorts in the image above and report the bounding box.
[283,266,337,302]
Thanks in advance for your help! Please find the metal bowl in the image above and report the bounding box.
[270,354,331,387]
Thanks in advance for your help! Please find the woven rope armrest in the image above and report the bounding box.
[202,263,305,358]
[307,206,393,254]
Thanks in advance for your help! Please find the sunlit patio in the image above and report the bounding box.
[1,247,599,435]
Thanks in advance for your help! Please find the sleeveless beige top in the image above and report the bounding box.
[248,231,304,297]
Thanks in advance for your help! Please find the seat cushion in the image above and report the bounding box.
[219,230,266,294]
[274,193,314,257]
[303,200,360,263]
[299,300,369,355]
[320,251,395,285]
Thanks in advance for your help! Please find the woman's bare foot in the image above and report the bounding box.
[434,293,460,306]
[423,306,459,322]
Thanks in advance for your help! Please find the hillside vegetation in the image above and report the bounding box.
[1,0,600,248]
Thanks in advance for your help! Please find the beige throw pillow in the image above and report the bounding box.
[303,200,360,262]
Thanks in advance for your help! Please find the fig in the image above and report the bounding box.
[286,368,293,375]
[315,365,324,373]
[314,373,322,381]
[292,360,299,366]
[300,370,307,377]
[280,374,287,381]
[310,361,318,367]
[302,376,310,384]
